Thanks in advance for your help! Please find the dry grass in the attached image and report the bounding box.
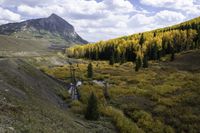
[41,50,200,133]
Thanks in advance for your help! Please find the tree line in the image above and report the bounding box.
[66,17,200,71]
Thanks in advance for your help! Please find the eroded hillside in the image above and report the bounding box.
[0,58,115,132]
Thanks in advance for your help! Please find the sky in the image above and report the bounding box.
[0,0,200,42]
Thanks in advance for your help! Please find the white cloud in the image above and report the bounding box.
[14,0,135,41]
[140,0,200,16]
[0,20,8,25]
[0,0,55,7]
[126,10,185,36]
[0,0,4,4]
[140,0,193,8]
[0,7,21,24]
[129,14,153,26]
[103,0,135,12]
[154,10,185,25]
[184,5,200,16]
[18,5,48,17]
[0,0,199,41]
[17,4,65,17]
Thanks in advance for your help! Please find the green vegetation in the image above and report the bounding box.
[109,51,115,65]
[170,48,175,61]
[135,56,142,72]
[0,59,115,132]
[142,54,148,68]
[126,110,174,133]
[87,63,93,78]
[66,16,200,68]
[102,106,144,133]
[61,18,200,132]
[42,50,200,133]
[85,92,100,120]
[1,16,200,133]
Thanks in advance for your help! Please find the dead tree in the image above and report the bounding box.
[69,63,80,100]
[103,81,110,101]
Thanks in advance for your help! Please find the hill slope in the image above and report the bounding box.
[163,50,200,71]
[0,35,53,57]
[0,14,88,46]
[66,16,200,64]
[0,58,115,132]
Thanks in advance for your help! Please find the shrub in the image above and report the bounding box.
[129,110,175,133]
[102,106,144,133]
[85,92,100,120]
[135,56,142,72]
[87,63,93,78]
[70,100,84,114]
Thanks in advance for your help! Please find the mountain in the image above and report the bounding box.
[0,14,88,45]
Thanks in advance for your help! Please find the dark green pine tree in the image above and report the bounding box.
[87,63,93,78]
[95,50,99,60]
[139,33,145,46]
[170,48,175,61]
[153,32,157,37]
[197,25,200,49]
[143,54,148,68]
[109,51,115,65]
[157,51,161,61]
[120,52,126,64]
[114,51,120,63]
[85,92,100,120]
[135,56,142,72]
[151,44,158,60]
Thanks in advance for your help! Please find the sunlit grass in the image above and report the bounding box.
[41,53,200,132]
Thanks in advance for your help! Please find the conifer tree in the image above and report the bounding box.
[170,48,175,61]
[109,51,115,65]
[87,63,93,78]
[66,19,199,67]
[135,56,142,72]
[95,50,99,60]
[115,51,120,63]
[143,54,148,68]
[85,92,99,120]
[139,33,145,46]
[120,52,126,64]
[151,44,158,60]
[153,32,157,37]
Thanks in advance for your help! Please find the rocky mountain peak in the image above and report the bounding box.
[0,14,88,45]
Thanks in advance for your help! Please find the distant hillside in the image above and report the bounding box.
[67,16,200,66]
[0,35,53,57]
[0,14,88,46]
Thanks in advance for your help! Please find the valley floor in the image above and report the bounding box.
[41,50,200,133]
[0,50,200,133]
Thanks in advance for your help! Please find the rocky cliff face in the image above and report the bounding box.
[0,14,88,45]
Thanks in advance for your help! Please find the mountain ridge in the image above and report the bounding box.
[0,13,88,45]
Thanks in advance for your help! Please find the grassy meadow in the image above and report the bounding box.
[41,50,200,133]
